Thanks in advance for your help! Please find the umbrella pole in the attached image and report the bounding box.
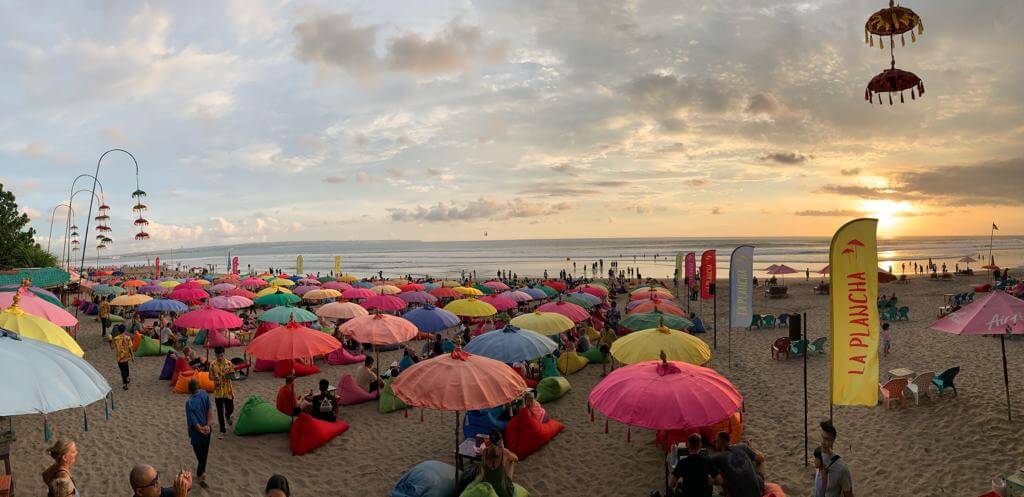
[1001,334,1012,421]
[454,410,461,483]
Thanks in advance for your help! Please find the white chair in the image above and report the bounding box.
[906,371,936,405]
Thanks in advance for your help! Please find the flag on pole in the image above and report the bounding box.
[700,250,716,300]
[729,246,754,327]
[685,252,697,290]
[993,223,999,230]
[674,252,684,279]
[155,257,161,278]
[231,257,239,275]
[334,256,341,276]
[296,255,303,275]
[829,218,880,406]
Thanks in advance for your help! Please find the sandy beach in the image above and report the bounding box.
[9,272,1024,497]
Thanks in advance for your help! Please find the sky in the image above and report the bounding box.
[1,0,1022,255]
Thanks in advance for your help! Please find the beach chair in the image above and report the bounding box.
[907,371,936,405]
[878,378,908,409]
[897,306,909,320]
[771,337,790,361]
[933,367,960,397]
[761,315,776,328]
[808,336,827,354]
[789,339,808,358]
[776,314,789,328]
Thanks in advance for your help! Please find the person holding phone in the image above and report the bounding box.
[129,464,192,497]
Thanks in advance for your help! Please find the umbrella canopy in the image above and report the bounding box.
[567,291,602,306]
[372,285,402,295]
[296,278,321,285]
[628,300,686,317]
[361,294,409,312]
[444,298,497,318]
[536,300,589,323]
[766,265,799,275]
[291,285,320,296]
[541,280,567,292]
[1,285,60,303]
[138,285,168,295]
[518,287,548,300]
[403,305,461,333]
[959,256,977,264]
[121,279,147,288]
[574,285,607,299]
[0,329,110,416]
[322,281,353,291]
[453,286,484,297]
[210,283,237,294]
[339,313,418,345]
[338,274,359,283]
[399,283,425,292]
[342,288,376,300]
[464,325,557,363]
[210,295,254,310]
[224,288,257,299]
[0,302,84,356]
[509,311,574,336]
[482,281,510,292]
[167,288,210,302]
[239,278,268,289]
[398,291,437,305]
[315,302,369,320]
[0,289,77,327]
[244,320,341,361]
[259,305,318,324]
[480,295,518,312]
[620,312,694,332]
[256,286,293,298]
[589,358,742,430]
[92,285,126,297]
[158,280,182,289]
[270,278,295,287]
[303,289,342,301]
[428,287,461,299]
[109,294,153,307]
[562,294,596,310]
[499,290,534,303]
[176,281,205,290]
[533,285,558,297]
[472,284,495,296]
[630,290,675,301]
[392,348,527,411]
[930,292,1024,335]
[174,307,243,330]
[254,292,302,307]
[630,286,672,296]
[611,326,711,365]
[440,280,461,287]
[137,298,188,313]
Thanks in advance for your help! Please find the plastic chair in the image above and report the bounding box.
[776,314,789,328]
[749,315,761,330]
[771,337,790,360]
[878,378,908,409]
[762,315,776,328]
[933,367,960,397]
[808,336,827,354]
[906,371,935,405]
[789,339,808,358]
[897,306,909,320]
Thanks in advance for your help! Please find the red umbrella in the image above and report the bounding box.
[342,288,375,300]
[322,281,353,291]
[167,288,210,302]
[482,281,510,292]
[398,283,425,292]
[360,294,408,312]
[537,300,589,323]
[429,287,460,299]
[176,281,205,290]
[245,319,341,361]
[174,307,243,329]
[541,280,567,292]
[339,313,418,345]
[480,295,517,312]
[574,285,607,299]
[239,278,268,289]
[224,288,257,299]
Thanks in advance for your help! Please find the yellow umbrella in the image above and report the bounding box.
[441,280,461,287]
[192,279,211,286]
[371,285,402,295]
[0,302,85,357]
[256,286,293,298]
[610,325,710,365]
[109,294,153,306]
[509,311,574,336]
[630,286,672,296]
[158,280,181,289]
[388,278,410,286]
[453,286,484,296]
[270,278,295,287]
[304,289,342,301]
[444,298,497,318]
[338,274,359,283]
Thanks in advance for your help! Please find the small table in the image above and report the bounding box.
[887,368,915,380]
[456,438,482,472]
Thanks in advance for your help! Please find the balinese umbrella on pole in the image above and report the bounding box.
[245,319,341,370]
[259,306,318,324]
[0,288,78,327]
[316,302,369,320]
[464,325,557,363]
[210,295,254,310]
[443,298,497,318]
[0,296,84,356]
[339,313,419,381]
[610,325,711,366]
[403,305,460,334]
[137,298,188,314]
[509,311,574,336]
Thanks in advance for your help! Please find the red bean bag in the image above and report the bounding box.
[327,347,365,365]
[170,358,193,387]
[503,409,564,459]
[512,366,538,389]
[204,329,242,348]
[274,360,320,378]
[975,284,991,293]
[173,371,215,394]
[337,373,378,405]
[288,412,350,455]
[254,358,276,372]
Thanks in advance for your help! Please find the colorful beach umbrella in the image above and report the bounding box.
[399,283,425,292]
[567,291,602,306]
[174,307,243,330]
[1,286,63,307]
[628,300,686,317]
[464,325,557,363]
[371,285,402,295]
[479,295,517,312]
[121,279,147,288]
[303,289,342,301]
[259,306,318,324]
[361,294,408,312]
[210,283,237,294]
[398,291,437,305]
[167,288,210,303]
[270,278,295,287]
[402,305,461,333]
[322,281,353,291]
[315,302,369,320]
[240,278,268,289]
[532,285,558,297]
[499,290,533,303]
[109,294,153,307]
[630,286,672,296]
[536,300,589,323]
[482,281,510,292]
[256,286,293,298]
[210,295,254,310]
[338,274,359,283]
[291,285,320,296]
[0,302,84,356]
[0,289,77,327]
[611,326,711,365]
[471,284,495,296]
[428,287,461,299]
[138,285,168,295]
[245,319,341,362]
[342,288,376,300]
[509,311,574,336]
[562,294,596,310]
[158,280,182,289]
[137,298,188,314]
[224,288,257,299]
[393,348,527,411]
[541,280,567,292]
[620,312,694,332]
[444,298,497,318]
[574,285,608,299]
[339,313,418,345]
[453,286,484,297]
[518,287,548,300]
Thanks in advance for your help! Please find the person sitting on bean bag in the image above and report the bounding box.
[523,392,547,423]
[479,430,519,497]
[308,379,339,422]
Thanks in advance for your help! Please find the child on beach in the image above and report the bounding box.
[881,323,892,356]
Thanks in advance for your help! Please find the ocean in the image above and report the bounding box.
[101,236,1024,279]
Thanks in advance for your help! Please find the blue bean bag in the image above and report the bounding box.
[391,460,457,497]
[159,352,177,380]
[462,406,508,440]
[399,356,415,371]
[192,329,208,346]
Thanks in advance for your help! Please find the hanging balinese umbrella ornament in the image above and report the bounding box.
[135,232,150,241]
[865,1,923,49]
[865,65,924,105]
[134,217,149,226]
[132,189,147,198]
[863,0,925,106]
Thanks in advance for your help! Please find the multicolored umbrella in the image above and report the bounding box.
[541,280,567,292]
[256,286,293,298]
[628,300,686,317]
[574,285,607,299]
[397,291,437,305]
[342,288,376,300]
[322,281,353,291]
[303,289,342,301]
[428,287,461,299]
[1,286,63,307]
[610,326,711,365]
[239,278,268,289]
[224,288,257,299]
[398,283,425,292]
[121,279,147,288]
[562,294,596,310]
[536,300,589,323]
[499,290,534,303]
[259,305,318,324]
[157,280,182,289]
[245,319,341,362]
[361,294,408,312]
[137,298,188,314]
[620,312,693,332]
[532,285,558,298]
[270,278,295,287]
[479,295,517,312]
[0,301,84,356]
[174,307,243,330]
[482,281,510,292]
[167,288,210,302]
[339,313,418,344]
[138,285,168,295]
[453,286,484,297]
[0,289,77,327]
[210,295,254,310]
[372,285,402,295]
[210,283,237,294]
[444,298,497,318]
[464,325,557,363]
[509,311,574,336]
[402,305,461,333]
[109,294,153,307]
[471,284,495,296]
[292,285,320,296]
[567,291,602,306]
[315,302,369,320]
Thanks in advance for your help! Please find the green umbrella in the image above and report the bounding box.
[254,293,301,307]
[620,311,693,332]
[319,276,337,283]
[562,294,595,310]
[92,286,125,297]
[533,284,557,297]
[472,284,495,295]
[259,305,317,324]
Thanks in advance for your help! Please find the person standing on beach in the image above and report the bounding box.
[129,464,192,497]
[813,420,853,497]
[806,268,810,281]
[98,296,111,339]
[185,379,212,488]
[209,346,235,437]
[112,329,134,390]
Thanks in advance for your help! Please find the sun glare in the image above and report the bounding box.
[859,200,915,235]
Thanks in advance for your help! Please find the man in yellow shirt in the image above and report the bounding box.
[111,330,133,390]
[98,296,111,339]
[209,346,235,437]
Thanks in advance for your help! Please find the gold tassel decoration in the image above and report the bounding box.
[911,30,916,43]
[918,20,924,35]
[901,33,906,46]
[880,37,884,49]
[865,28,869,45]
[911,88,916,100]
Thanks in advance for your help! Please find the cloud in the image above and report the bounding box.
[760,152,811,165]
[386,168,403,179]
[745,93,781,114]
[815,184,898,199]
[840,168,861,176]
[891,158,1024,206]
[355,172,370,183]
[622,72,732,133]
[551,163,580,175]
[688,179,709,187]
[386,21,506,76]
[293,13,378,76]
[710,206,724,215]
[186,90,235,119]
[324,175,346,184]
[388,198,571,222]
[794,209,862,217]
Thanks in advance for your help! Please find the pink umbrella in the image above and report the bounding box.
[361,294,408,312]
[339,313,418,345]
[297,278,321,285]
[342,288,376,300]
[0,288,77,327]
[930,291,1024,420]
[176,281,205,290]
[480,295,517,312]
[574,285,607,299]
[174,307,243,330]
[139,285,168,295]
[245,319,341,362]
[210,283,236,294]
[239,278,268,289]
[167,288,210,303]
[210,295,254,310]
[589,357,742,435]
[482,281,510,292]
[323,281,353,291]
[537,300,589,323]
[224,288,257,299]
[316,302,369,320]
[398,291,437,305]
[398,283,425,292]
[499,290,534,303]
[291,285,320,296]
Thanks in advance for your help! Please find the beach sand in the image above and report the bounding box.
[10,273,1024,496]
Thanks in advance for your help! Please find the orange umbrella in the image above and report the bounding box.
[245,319,341,361]
[121,279,147,288]
[628,300,686,317]
[338,313,418,345]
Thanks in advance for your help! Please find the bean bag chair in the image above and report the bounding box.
[579,346,607,364]
[555,351,587,375]
[327,347,365,365]
[391,460,457,497]
[204,329,242,349]
[108,314,125,323]
[254,358,276,372]
[173,370,215,394]
[159,352,177,380]
[379,378,408,414]
[337,373,378,405]
[192,329,208,346]
[699,411,743,445]
[130,332,142,351]
[398,356,414,371]
[289,412,350,455]
[136,336,173,357]
[459,481,529,497]
[975,284,991,293]
[274,360,320,378]
[512,367,537,389]
[463,406,508,440]
[503,409,563,459]
[233,395,293,435]
[170,357,192,386]
[539,356,560,378]
[535,376,571,404]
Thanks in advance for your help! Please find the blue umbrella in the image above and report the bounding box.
[403,305,460,333]
[137,298,189,313]
[422,282,440,291]
[464,325,557,363]
[568,290,602,306]
[518,287,547,300]
[354,281,374,289]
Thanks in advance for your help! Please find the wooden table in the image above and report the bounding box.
[887,368,915,380]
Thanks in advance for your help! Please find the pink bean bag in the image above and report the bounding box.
[289,412,350,455]
[254,358,276,372]
[204,329,242,348]
[170,358,193,387]
[337,373,378,405]
[254,321,276,339]
[503,409,564,459]
[327,347,365,365]
[274,360,321,378]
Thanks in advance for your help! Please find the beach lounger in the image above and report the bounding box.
[878,378,908,409]
[789,339,808,358]
[897,306,909,320]
[771,337,790,361]
[933,367,960,397]
[808,336,827,354]
[906,371,935,405]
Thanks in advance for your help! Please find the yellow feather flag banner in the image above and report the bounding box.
[296,255,303,275]
[829,218,880,406]
[334,256,341,276]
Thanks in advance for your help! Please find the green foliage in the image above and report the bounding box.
[0,184,57,270]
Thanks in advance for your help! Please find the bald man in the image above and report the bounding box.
[129,464,192,497]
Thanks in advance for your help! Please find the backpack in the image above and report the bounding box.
[318,395,333,413]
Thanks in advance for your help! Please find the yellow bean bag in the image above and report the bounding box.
[556,351,587,375]
[585,326,600,342]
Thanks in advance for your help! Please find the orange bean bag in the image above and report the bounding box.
[274,360,320,378]
[170,358,193,387]
[131,332,142,351]
[503,409,564,459]
[337,373,378,405]
[699,411,743,445]
[289,412,350,455]
[204,329,242,349]
[173,370,215,394]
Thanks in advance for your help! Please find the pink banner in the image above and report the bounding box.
[685,252,697,290]
[155,257,161,278]
[232,256,239,275]
[700,250,716,300]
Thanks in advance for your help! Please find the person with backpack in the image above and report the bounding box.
[813,420,854,497]
[309,379,338,422]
